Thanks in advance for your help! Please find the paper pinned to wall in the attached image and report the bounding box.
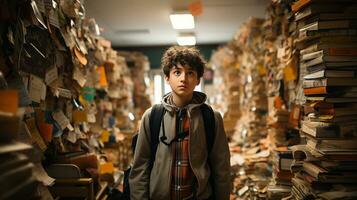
[73,66,87,87]
[28,75,46,103]
[96,66,108,87]
[54,88,72,99]
[45,67,58,85]
[101,130,109,143]
[73,46,88,66]
[25,118,47,151]
[52,110,70,130]
[30,1,47,29]
[72,110,88,123]
[66,131,77,143]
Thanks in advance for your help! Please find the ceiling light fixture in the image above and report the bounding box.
[177,34,196,46]
[169,13,195,29]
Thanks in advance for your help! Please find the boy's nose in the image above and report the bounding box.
[180,73,187,82]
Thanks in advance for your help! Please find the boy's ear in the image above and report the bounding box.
[164,75,170,83]
[196,77,201,86]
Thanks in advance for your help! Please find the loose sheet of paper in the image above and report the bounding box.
[45,67,58,85]
[52,110,70,130]
[29,75,46,103]
[33,162,55,186]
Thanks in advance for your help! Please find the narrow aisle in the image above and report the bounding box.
[1,0,357,200]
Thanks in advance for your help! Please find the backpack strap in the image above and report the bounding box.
[200,104,216,153]
[149,104,165,170]
[200,104,216,199]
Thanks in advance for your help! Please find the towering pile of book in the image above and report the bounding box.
[0,88,41,199]
[233,18,268,145]
[289,0,357,199]
[117,51,151,118]
[262,1,302,199]
[228,18,272,199]
[0,0,149,197]
[210,45,241,138]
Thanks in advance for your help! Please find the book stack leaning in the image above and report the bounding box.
[290,0,357,199]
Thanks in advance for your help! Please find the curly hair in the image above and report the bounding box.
[161,46,206,78]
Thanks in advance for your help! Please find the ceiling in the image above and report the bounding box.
[84,0,268,47]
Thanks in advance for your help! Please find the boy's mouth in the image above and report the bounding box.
[178,85,187,89]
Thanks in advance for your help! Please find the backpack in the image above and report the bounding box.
[121,104,216,200]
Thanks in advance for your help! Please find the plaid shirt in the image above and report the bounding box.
[166,94,198,200]
[171,110,196,200]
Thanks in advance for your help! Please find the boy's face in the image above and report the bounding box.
[165,63,200,98]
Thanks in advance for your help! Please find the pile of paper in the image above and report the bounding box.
[0,0,148,196]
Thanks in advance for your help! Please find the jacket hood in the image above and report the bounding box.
[161,91,207,114]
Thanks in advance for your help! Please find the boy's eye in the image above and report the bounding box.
[188,71,195,76]
[174,71,181,76]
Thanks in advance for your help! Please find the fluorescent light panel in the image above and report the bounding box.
[169,13,195,29]
[177,35,196,46]
[153,75,162,104]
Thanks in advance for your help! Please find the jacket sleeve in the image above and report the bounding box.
[210,111,231,200]
[129,108,152,200]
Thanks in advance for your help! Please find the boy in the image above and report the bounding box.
[129,46,231,200]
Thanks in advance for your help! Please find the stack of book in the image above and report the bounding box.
[211,18,271,199]
[0,90,38,199]
[290,0,357,199]
[267,97,298,200]
[233,17,268,144]
[263,1,302,198]
[267,96,295,147]
[268,147,294,199]
[117,51,152,118]
[209,46,242,138]
[0,142,38,200]
[231,17,272,199]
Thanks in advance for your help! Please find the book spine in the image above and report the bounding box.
[295,7,312,21]
[303,162,324,179]
[302,56,323,69]
[301,123,317,137]
[292,0,311,12]
[300,22,318,32]
[303,86,327,95]
[319,20,350,30]
[303,79,327,88]
[302,50,323,61]
[301,44,319,55]
[302,29,357,38]
[328,48,357,56]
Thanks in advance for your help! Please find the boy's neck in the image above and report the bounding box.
[172,92,193,108]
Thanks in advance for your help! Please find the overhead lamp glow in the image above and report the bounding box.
[177,35,196,46]
[170,13,195,29]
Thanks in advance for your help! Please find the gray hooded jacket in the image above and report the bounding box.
[129,91,231,200]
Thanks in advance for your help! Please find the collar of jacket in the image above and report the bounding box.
[161,91,207,116]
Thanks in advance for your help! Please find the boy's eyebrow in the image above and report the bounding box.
[172,65,183,70]
[172,65,194,70]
